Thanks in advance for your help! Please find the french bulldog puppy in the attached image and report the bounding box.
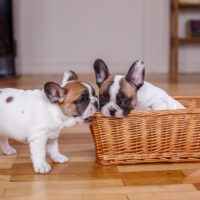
[93,59,184,118]
[0,71,98,173]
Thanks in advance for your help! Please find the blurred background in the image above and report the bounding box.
[0,0,199,77]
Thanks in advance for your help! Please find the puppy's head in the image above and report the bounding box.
[44,71,98,125]
[94,59,145,118]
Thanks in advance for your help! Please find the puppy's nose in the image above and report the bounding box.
[94,101,99,109]
[109,109,116,116]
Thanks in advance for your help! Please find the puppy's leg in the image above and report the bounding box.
[47,138,69,163]
[29,137,51,173]
[0,136,16,155]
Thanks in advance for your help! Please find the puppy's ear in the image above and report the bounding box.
[62,70,78,86]
[44,82,68,103]
[126,60,145,89]
[93,59,110,88]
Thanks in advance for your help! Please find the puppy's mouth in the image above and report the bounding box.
[80,117,93,126]
[84,117,93,124]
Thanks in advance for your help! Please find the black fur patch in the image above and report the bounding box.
[99,78,114,110]
[116,90,133,114]
[99,89,110,110]
[94,59,110,88]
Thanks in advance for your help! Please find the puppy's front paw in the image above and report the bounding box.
[2,146,17,155]
[52,154,69,163]
[34,161,51,174]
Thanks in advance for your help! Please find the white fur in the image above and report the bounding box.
[61,71,76,87]
[0,74,98,173]
[134,81,185,110]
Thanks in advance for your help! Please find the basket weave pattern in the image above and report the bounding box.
[90,97,200,165]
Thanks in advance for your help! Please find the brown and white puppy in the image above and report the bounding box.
[0,71,98,173]
[93,59,184,118]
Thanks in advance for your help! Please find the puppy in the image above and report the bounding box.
[93,59,184,117]
[0,71,98,173]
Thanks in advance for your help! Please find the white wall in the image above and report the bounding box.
[13,0,200,74]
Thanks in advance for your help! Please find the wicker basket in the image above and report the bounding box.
[90,96,200,165]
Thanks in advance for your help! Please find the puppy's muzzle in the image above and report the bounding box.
[109,108,116,116]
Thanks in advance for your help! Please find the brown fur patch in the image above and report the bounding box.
[98,76,137,112]
[60,81,89,116]
[99,75,114,95]
[119,78,136,99]
[6,96,14,103]
[119,77,137,109]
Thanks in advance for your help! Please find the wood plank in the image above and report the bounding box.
[0,155,16,169]
[11,171,200,186]
[3,184,196,198]
[183,176,200,184]
[10,170,182,182]
[0,175,10,183]
[0,179,123,190]
[12,149,96,163]
[123,170,184,186]
[0,169,11,176]
[16,143,95,157]
[0,189,5,197]
[0,162,13,170]
[65,150,96,162]
[128,191,200,200]
[2,193,128,200]
[10,174,122,182]
[124,174,200,186]
[117,163,200,173]
[10,162,117,175]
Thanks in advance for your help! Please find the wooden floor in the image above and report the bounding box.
[0,73,200,200]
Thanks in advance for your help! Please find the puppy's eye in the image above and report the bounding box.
[122,98,130,106]
[75,95,88,104]
[78,97,85,103]
[100,94,109,102]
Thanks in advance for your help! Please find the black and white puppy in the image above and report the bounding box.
[93,59,184,118]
